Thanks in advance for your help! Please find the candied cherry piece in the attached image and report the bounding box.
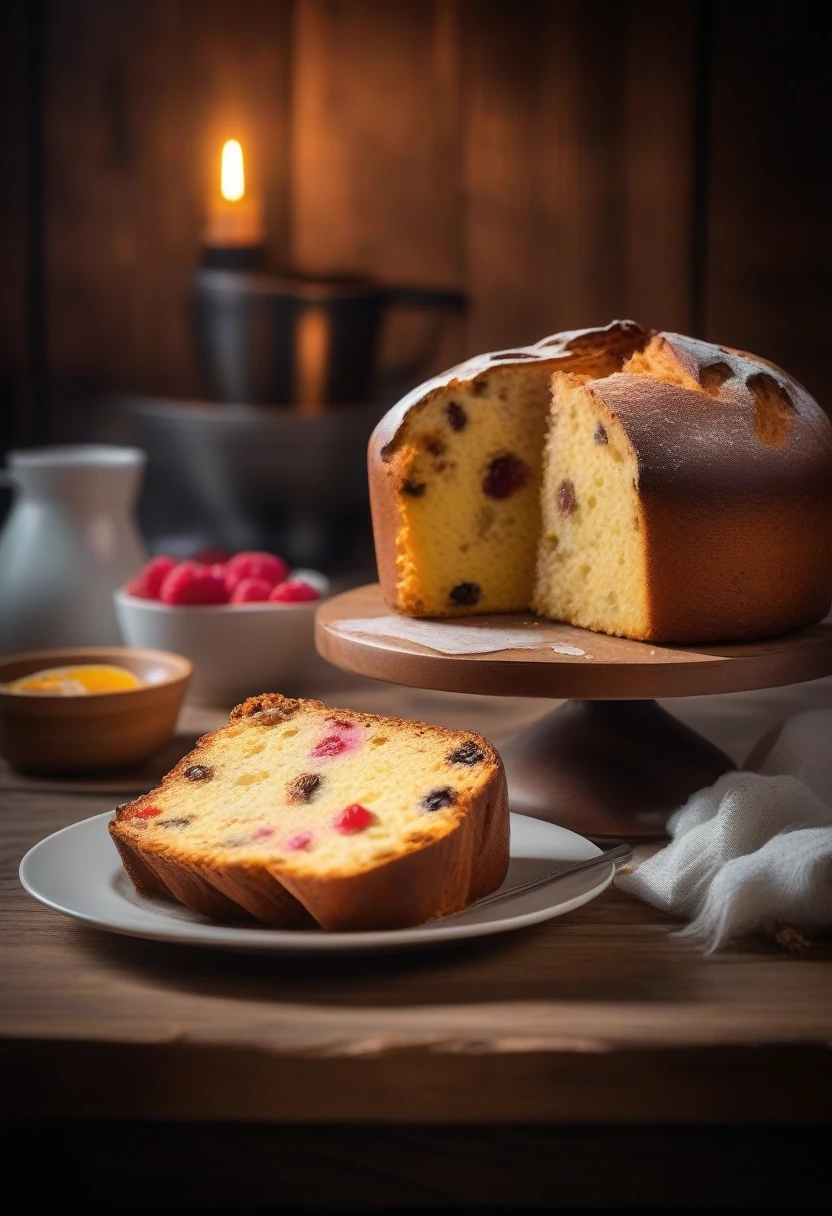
[132,805,163,820]
[126,555,176,600]
[311,734,349,758]
[224,550,289,593]
[230,576,273,604]
[285,831,313,851]
[333,804,374,834]
[269,579,320,603]
[159,562,229,605]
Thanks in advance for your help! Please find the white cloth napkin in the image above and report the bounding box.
[616,707,832,950]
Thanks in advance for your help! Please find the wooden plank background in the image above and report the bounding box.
[1,0,830,441]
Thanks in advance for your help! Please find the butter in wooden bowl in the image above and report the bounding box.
[0,647,191,774]
[5,664,145,696]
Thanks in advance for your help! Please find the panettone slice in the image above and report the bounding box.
[109,694,509,931]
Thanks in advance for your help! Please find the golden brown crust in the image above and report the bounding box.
[587,339,832,642]
[109,694,509,931]
[277,766,508,931]
[369,321,648,614]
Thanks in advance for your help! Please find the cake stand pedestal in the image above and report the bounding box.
[316,585,832,840]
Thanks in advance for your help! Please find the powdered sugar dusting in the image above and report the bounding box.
[333,616,577,656]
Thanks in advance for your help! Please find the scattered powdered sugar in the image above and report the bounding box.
[333,616,586,657]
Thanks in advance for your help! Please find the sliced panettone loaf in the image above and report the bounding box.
[532,332,832,642]
[109,694,509,931]
[369,320,647,617]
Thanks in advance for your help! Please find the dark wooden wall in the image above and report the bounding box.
[1,0,830,447]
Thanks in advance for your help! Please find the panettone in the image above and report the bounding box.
[368,321,647,617]
[370,325,832,642]
[109,694,509,931]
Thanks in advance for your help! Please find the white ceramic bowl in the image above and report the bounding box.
[114,574,329,706]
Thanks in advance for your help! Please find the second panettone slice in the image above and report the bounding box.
[109,694,509,931]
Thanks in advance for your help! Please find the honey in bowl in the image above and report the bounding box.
[6,664,145,696]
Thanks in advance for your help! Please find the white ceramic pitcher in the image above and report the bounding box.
[0,445,148,653]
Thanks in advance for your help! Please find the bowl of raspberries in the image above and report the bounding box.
[115,551,329,705]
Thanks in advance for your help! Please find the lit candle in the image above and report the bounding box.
[203,139,265,257]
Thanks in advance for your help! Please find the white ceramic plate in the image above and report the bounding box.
[19,811,611,955]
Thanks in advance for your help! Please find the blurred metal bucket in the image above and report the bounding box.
[121,396,384,572]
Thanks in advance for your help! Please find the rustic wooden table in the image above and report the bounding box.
[3,659,832,1206]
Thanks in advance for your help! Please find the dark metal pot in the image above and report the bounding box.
[191,270,467,407]
[121,396,384,573]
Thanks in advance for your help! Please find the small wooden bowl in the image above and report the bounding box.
[0,646,192,774]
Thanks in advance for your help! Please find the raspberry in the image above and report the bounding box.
[285,831,313,851]
[126,555,176,599]
[159,562,229,606]
[230,576,273,604]
[252,825,275,841]
[224,551,289,593]
[333,804,374,834]
[194,545,231,566]
[269,579,320,603]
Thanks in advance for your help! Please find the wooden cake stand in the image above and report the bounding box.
[316,584,832,840]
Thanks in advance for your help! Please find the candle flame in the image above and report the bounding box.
[220,140,245,202]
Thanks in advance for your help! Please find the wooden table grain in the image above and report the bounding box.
[3,659,832,1129]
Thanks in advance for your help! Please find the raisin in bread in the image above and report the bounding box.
[109,694,509,931]
[369,320,647,617]
[533,332,832,642]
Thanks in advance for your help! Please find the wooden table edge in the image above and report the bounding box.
[3,1037,832,1124]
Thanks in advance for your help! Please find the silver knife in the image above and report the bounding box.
[440,842,633,921]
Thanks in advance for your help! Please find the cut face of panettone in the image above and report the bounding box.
[369,321,648,617]
[109,694,509,931]
[532,371,649,639]
[533,332,832,642]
